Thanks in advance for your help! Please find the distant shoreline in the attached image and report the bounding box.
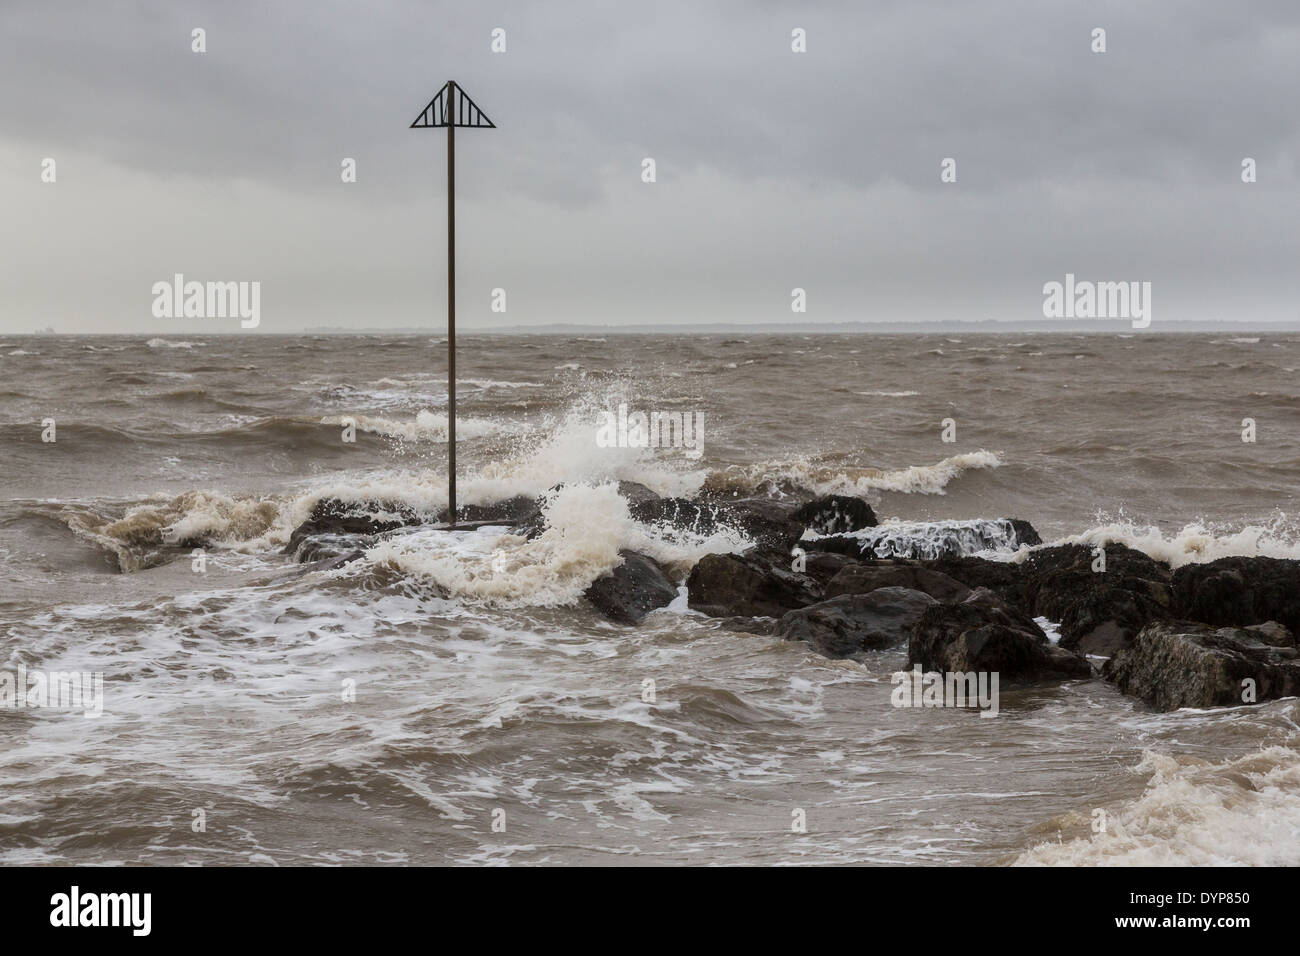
[8,321,1300,337]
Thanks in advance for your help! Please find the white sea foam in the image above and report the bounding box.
[62,491,282,571]
[712,450,1003,499]
[820,517,1032,559]
[363,482,749,606]
[1016,745,1300,866]
[1045,517,1300,568]
[1034,617,1062,644]
[318,411,510,442]
[461,379,544,390]
[146,338,202,349]
[817,451,1003,496]
[149,406,717,558]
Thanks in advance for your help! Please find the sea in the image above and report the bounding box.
[2,331,1298,865]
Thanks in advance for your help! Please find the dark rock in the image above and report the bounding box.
[585,550,678,625]
[909,594,1092,682]
[1018,544,1174,657]
[1172,557,1300,636]
[790,495,877,534]
[927,555,1024,599]
[283,498,423,557]
[961,585,1059,635]
[325,549,367,569]
[780,587,937,658]
[686,551,821,618]
[616,481,662,506]
[1104,621,1300,711]
[721,499,807,552]
[1245,621,1294,647]
[294,534,373,564]
[824,561,972,602]
[1006,519,1043,547]
[294,549,368,575]
[797,550,859,588]
[630,497,720,535]
[631,497,805,553]
[436,494,540,526]
[799,534,872,559]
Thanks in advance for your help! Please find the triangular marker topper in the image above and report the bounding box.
[410,81,495,128]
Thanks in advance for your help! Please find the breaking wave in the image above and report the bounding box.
[707,450,1004,498]
[318,411,512,443]
[363,482,751,607]
[1016,743,1300,866]
[1045,515,1300,568]
[819,517,1034,559]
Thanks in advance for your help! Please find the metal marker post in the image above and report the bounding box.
[410,81,495,527]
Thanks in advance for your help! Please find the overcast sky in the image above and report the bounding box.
[2,0,1299,333]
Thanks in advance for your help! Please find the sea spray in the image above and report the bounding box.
[360,482,754,605]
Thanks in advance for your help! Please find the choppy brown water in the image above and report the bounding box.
[2,331,1299,865]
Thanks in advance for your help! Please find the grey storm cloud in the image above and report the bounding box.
[2,0,1299,332]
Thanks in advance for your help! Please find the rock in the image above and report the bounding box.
[631,497,805,552]
[798,551,859,588]
[1172,557,1300,636]
[909,594,1092,681]
[1017,544,1174,657]
[824,561,972,602]
[283,498,423,557]
[802,518,1041,560]
[923,545,1177,658]
[585,550,678,624]
[721,498,806,552]
[436,494,540,526]
[325,549,367,569]
[1104,621,1300,711]
[780,587,937,658]
[294,548,368,575]
[616,481,662,506]
[294,534,373,564]
[790,495,877,534]
[927,555,1025,599]
[686,551,821,618]
[1245,621,1294,647]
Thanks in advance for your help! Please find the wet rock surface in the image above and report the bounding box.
[909,592,1092,682]
[779,587,937,658]
[585,550,678,624]
[1105,621,1300,711]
